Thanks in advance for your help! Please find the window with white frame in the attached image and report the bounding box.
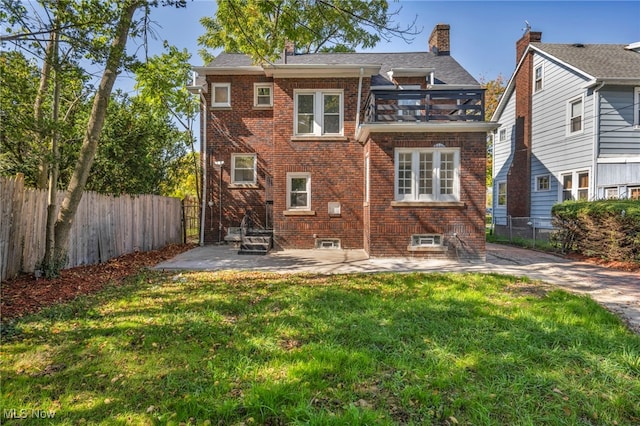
[536,174,550,191]
[286,172,311,210]
[561,171,589,201]
[211,83,231,107]
[497,181,507,206]
[294,90,343,136]
[254,83,273,107]
[395,148,460,202]
[499,128,506,142]
[411,234,443,247]
[577,171,589,200]
[231,153,257,185]
[534,65,543,92]
[568,96,583,134]
[634,87,640,128]
[605,187,619,199]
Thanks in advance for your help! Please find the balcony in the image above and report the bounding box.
[363,88,485,123]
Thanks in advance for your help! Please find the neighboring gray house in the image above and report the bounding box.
[492,30,640,227]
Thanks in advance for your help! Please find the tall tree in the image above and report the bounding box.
[198,0,419,63]
[2,0,187,276]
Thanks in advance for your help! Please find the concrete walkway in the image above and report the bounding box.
[155,243,640,334]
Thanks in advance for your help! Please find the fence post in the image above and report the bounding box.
[181,198,187,245]
[508,215,512,242]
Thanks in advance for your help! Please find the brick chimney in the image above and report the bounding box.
[429,24,450,55]
[507,29,542,218]
[282,41,295,64]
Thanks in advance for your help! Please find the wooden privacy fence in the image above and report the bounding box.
[0,174,182,282]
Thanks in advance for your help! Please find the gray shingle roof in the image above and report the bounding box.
[206,51,479,86]
[532,43,640,80]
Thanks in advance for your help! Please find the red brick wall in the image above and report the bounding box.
[365,131,487,260]
[203,75,274,243]
[271,78,369,249]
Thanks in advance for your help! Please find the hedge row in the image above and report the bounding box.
[551,200,640,262]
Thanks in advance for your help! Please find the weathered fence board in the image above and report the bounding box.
[0,175,183,282]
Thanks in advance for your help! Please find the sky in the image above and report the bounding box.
[121,0,640,90]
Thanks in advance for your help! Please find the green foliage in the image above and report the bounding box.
[3,271,640,424]
[198,0,417,63]
[552,200,640,261]
[85,92,188,195]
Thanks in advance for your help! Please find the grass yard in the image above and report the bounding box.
[2,271,640,425]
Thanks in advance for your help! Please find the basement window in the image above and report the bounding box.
[411,234,442,247]
[315,239,340,249]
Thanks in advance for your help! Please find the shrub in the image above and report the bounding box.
[551,200,640,262]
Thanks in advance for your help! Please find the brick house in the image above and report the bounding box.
[190,24,496,260]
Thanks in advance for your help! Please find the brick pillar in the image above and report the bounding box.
[507,30,541,218]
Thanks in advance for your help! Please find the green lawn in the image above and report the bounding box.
[2,271,639,425]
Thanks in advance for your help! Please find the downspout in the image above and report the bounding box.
[592,81,605,200]
[199,91,208,246]
[354,67,364,138]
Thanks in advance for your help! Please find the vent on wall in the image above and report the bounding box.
[315,239,341,249]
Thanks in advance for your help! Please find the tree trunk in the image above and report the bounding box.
[34,32,54,189]
[44,1,141,274]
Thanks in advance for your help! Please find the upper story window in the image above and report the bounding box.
[294,90,343,136]
[567,96,583,135]
[395,148,460,202]
[634,87,640,128]
[231,153,257,185]
[212,83,231,108]
[254,83,273,107]
[534,65,543,92]
[499,128,506,142]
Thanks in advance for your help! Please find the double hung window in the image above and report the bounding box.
[231,154,257,185]
[568,97,583,134]
[286,173,311,210]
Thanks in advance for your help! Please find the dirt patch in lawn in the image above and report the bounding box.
[1,244,195,321]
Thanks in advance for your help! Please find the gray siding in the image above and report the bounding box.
[598,86,640,157]
[530,53,594,217]
[492,88,516,222]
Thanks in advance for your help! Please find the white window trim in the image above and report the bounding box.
[558,169,590,201]
[566,95,584,136]
[231,153,257,185]
[535,174,551,192]
[394,148,460,202]
[286,172,311,210]
[534,64,544,93]
[294,90,344,136]
[499,128,507,142]
[211,83,231,108]
[411,234,443,247]
[634,87,640,128]
[497,181,507,206]
[254,83,273,107]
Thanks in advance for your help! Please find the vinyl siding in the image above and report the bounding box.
[531,53,594,216]
[492,88,516,222]
[598,86,640,157]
